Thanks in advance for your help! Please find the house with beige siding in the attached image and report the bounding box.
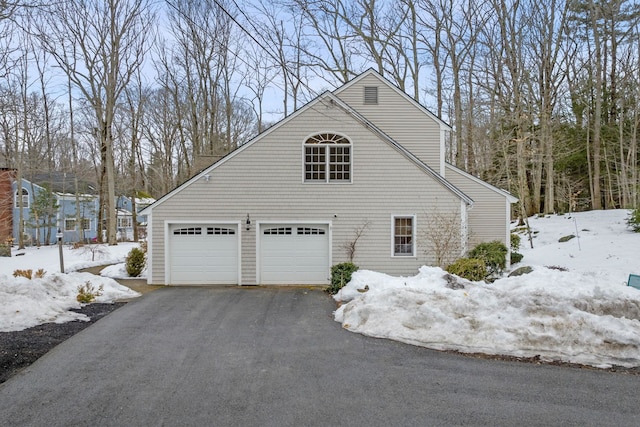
[140,70,517,286]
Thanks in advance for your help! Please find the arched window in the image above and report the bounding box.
[304,133,351,182]
[14,188,29,208]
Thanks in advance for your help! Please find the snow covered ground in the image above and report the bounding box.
[2,210,639,369]
[0,242,142,332]
[335,209,640,368]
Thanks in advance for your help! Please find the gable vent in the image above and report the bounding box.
[364,86,378,105]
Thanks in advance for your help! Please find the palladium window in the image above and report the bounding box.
[393,216,415,257]
[304,133,351,182]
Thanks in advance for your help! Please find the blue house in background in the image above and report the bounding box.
[12,176,99,245]
[12,173,155,245]
[116,195,154,241]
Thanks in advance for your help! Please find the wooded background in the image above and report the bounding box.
[1,0,639,243]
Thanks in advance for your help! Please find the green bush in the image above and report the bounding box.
[627,208,640,232]
[327,262,359,294]
[125,247,146,277]
[445,258,487,281]
[468,240,508,276]
[511,252,524,264]
[510,233,521,252]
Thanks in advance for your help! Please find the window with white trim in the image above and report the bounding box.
[393,216,415,257]
[65,218,76,231]
[14,188,29,208]
[81,218,91,231]
[304,133,351,182]
[117,217,133,229]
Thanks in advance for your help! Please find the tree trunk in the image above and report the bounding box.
[589,0,603,209]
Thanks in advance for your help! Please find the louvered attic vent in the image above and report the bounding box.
[364,86,378,105]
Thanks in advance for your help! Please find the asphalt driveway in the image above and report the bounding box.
[1,287,639,426]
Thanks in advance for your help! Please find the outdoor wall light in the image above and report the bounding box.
[203,174,211,182]
[246,214,251,231]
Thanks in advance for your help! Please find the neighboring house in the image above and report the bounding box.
[12,178,99,245]
[116,196,155,241]
[141,69,517,286]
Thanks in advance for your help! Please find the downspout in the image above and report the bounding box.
[461,199,472,256]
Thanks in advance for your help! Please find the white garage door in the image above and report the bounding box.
[169,224,238,285]
[260,224,330,285]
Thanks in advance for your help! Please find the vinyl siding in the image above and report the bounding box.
[147,100,462,284]
[334,73,444,174]
[444,165,512,251]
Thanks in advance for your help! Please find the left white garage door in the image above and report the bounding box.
[169,224,238,285]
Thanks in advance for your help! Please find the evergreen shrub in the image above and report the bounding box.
[445,258,487,281]
[468,240,508,276]
[627,208,640,232]
[125,247,146,277]
[328,262,359,294]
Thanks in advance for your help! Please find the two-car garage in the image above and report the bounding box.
[167,222,330,285]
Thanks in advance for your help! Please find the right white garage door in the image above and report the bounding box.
[259,224,330,285]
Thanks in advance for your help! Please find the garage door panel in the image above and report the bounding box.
[169,224,238,285]
[260,224,329,285]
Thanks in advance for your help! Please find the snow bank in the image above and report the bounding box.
[0,272,139,332]
[334,210,640,368]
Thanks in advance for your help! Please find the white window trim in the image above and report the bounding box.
[391,214,417,258]
[117,216,133,229]
[82,218,92,231]
[14,188,29,208]
[64,218,76,231]
[302,132,352,184]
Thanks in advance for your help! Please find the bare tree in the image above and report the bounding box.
[163,0,235,176]
[420,205,463,268]
[242,43,276,132]
[140,84,180,197]
[291,0,358,84]
[530,0,570,213]
[36,0,156,244]
[342,220,370,263]
[122,70,147,241]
